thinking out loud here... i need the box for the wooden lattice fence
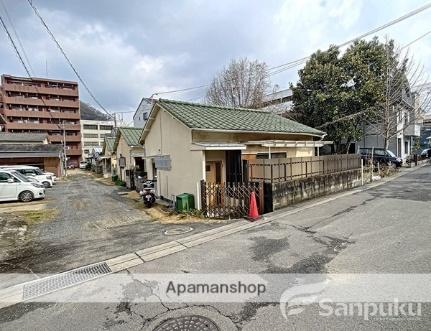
[248,154,361,183]
[200,180,263,218]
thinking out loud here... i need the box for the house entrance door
[206,161,222,183]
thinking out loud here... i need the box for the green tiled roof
[103,137,115,153]
[157,99,324,136]
[113,127,143,151]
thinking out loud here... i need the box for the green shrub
[112,175,118,182]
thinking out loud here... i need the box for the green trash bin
[176,193,195,212]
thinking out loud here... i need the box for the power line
[401,29,431,49]
[0,0,34,76]
[269,2,431,75]
[27,0,114,121]
[0,14,32,77]
[151,1,431,96]
[150,84,209,98]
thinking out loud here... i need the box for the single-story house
[101,136,116,178]
[140,99,329,205]
[113,127,145,188]
[0,132,63,176]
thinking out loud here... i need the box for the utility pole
[113,112,117,128]
[62,121,67,176]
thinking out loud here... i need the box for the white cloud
[1,0,430,120]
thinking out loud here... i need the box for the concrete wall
[144,108,204,200]
[271,170,362,210]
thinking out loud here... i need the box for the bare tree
[366,40,431,151]
[206,58,270,108]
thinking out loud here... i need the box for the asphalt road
[1,165,430,330]
[0,172,230,281]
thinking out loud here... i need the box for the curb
[0,162,427,309]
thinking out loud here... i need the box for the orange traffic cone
[247,191,260,221]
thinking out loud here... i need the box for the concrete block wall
[272,170,362,210]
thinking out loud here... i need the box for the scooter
[139,180,156,208]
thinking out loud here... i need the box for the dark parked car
[420,148,431,158]
[359,148,402,167]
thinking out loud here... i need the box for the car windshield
[32,168,44,175]
[386,150,396,157]
[11,171,31,182]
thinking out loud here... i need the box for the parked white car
[0,170,45,202]
[79,161,88,169]
[0,166,54,188]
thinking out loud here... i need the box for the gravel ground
[0,172,232,279]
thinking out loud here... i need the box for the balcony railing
[3,96,79,108]
[3,83,78,97]
[3,108,80,120]
[404,124,421,137]
[5,122,81,131]
[49,134,82,142]
[66,149,82,156]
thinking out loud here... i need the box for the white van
[0,170,45,202]
[0,166,54,188]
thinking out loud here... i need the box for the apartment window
[99,125,113,131]
[84,133,99,138]
[83,124,98,130]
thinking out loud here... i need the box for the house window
[99,125,113,131]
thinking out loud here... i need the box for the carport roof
[0,144,62,158]
[0,132,48,143]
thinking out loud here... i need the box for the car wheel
[42,181,51,188]
[19,191,34,202]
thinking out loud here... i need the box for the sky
[1,0,431,124]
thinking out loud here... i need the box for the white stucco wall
[144,107,204,201]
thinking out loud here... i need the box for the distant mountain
[80,101,111,121]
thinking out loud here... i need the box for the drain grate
[154,315,220,331]
[23,262,111,300]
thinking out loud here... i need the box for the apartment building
[81,119,114,160]
[0,74,82,166]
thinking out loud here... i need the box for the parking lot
[0,171,230,283]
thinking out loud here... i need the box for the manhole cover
[154,315,220,331]
[164,227,194,236]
